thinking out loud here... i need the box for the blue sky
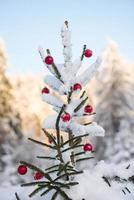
[0,0,134,74]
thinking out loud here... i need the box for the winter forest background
[0,0,134,199]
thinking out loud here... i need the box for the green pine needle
[28,137,56,149]
[51,191,59,200]
[37,156,56,160]
[63,133,88,146]
[76,156,94,163]
[15,193,21,200]
[29,185,48,197]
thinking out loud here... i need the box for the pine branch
[28,137,56,149]
[39,48,63,82]
[56,105,65,145]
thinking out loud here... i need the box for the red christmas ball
[73,83,82,91]
[83,143,93,152]
[44,55,54,65]
[48,138,53,144]
[17,165,27,175]
[34,171,43,180]
[84,49,93,58]
[42,87,50,94]
[61,113,71,122]
[84,105,93,113]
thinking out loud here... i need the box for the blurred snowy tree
[0,39,22,172]
[0,134,49,187]
[10,74,53,137]
[94,40,134,163]
[0,39,12,129]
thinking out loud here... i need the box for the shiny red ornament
[84,105,93,113]
[44,55,54,65]
[72,83,82,91]
[83,143,93,152]
[48,138,53,144]
[17,165,27,175]
[61,113,71,122]
[34,171,43,180]
[42,87,50,94]
[84,49,93,58]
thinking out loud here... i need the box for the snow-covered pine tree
[15,21,105,200]
[15,22,134,200]
[94,40,134,163]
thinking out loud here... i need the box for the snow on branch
[61,21,72,66]
[42,94,63,108]
[43,114,71,130]
[85,122,105,137]
[44,75,63,93]
[69,121,105,137]
[77,57,102,86]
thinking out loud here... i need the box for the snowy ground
[0,186,19,200]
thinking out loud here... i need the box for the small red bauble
[72,83,82,91]
[61,113,71,122]
[17,165,27,175]
[48,138,53,144]
[44,55,54,65]
[34,171,43,180]
[84,49,93,58]
[84,105,93,113]
[42,87,50,94]
[83,143,93,152]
